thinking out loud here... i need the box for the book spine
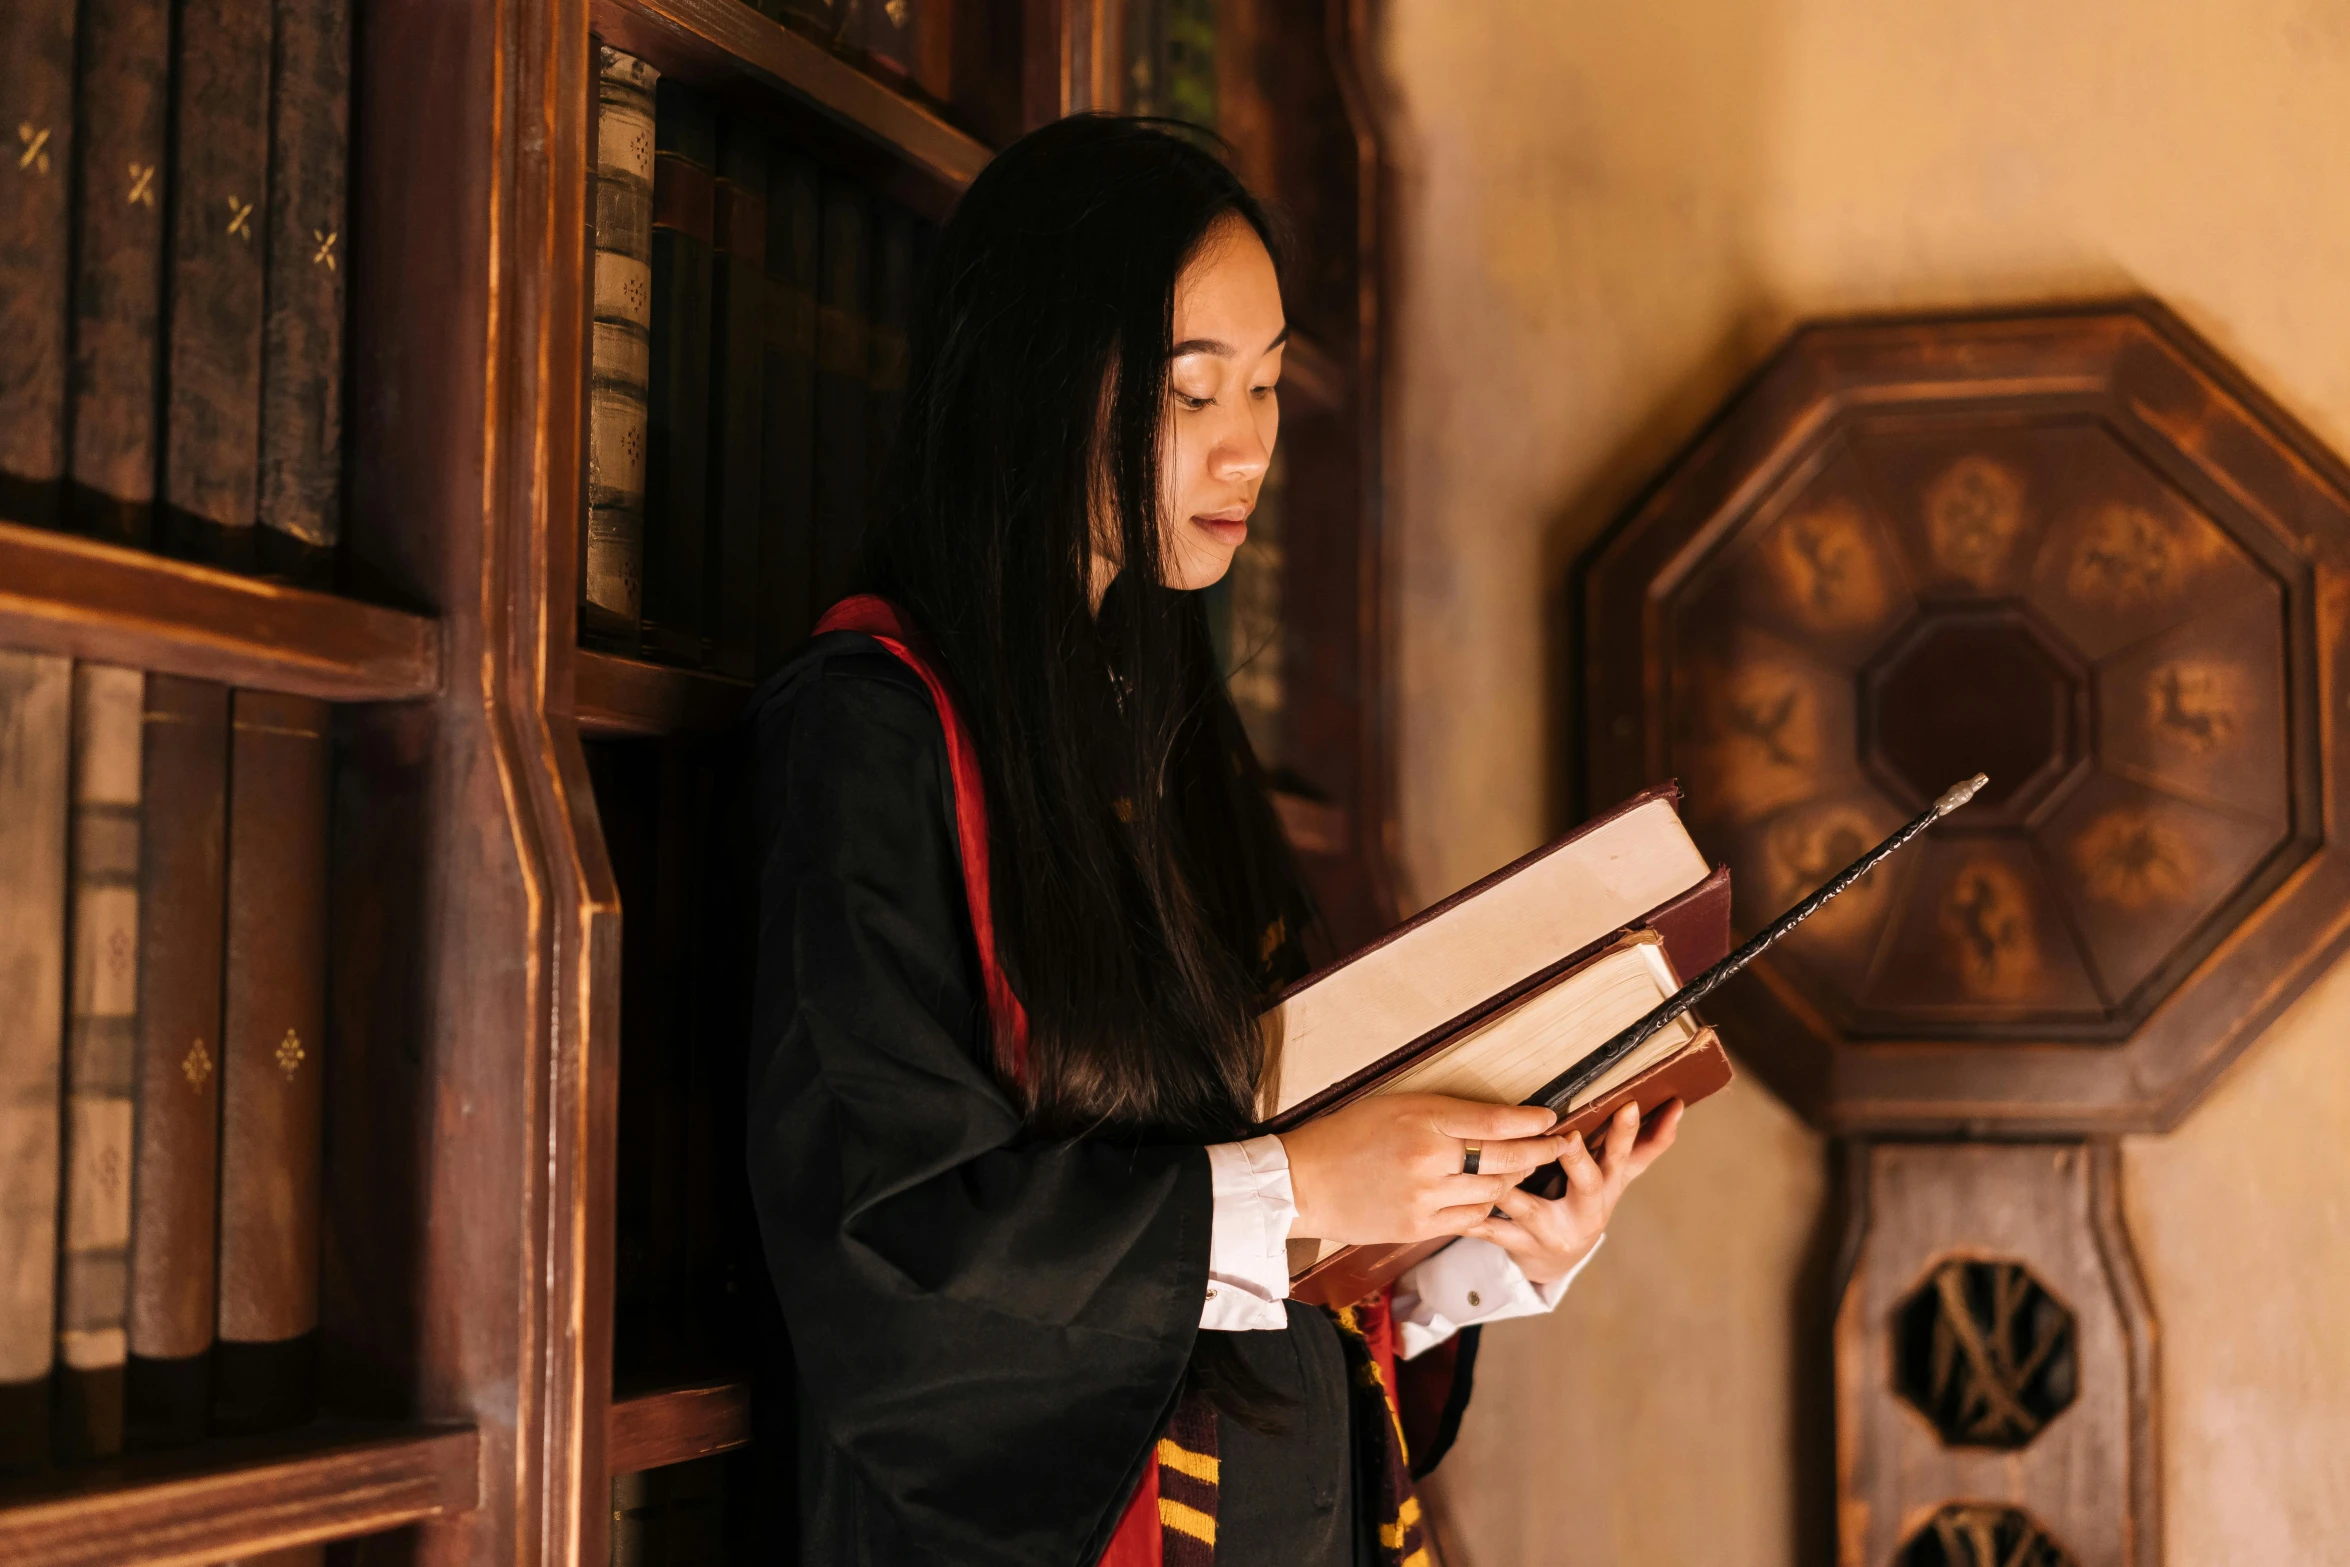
[254,0,352,584]
[706,122,767,679]
[610,1468,659,1567]
[583,46,659,648]
[213,689,329,1434]
[643,81,715,662]
[811,180,869,612]
[65,0,171,546]
[160,0,274,569]
[756,150,819,672]
[55,664,145,1463]
[0,653,72,1471]
[124,676,228,1450]
[866,207,913,524]
[0,0,77,528]
[841,0,918,79]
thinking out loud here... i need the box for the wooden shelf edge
[0,1422,479,1567]
[0,521,441,702]
[593,0,991,193]
[609,1381,752,1475]
[576,647,755,738]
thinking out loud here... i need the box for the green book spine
[706,122,767,679]
[812,180,869,613]
[124,676,228,1450]
[0,654,72,1470]
[584,46,659,648]
[255,0,353,584]
[159,0,274,569]
[55,665,145,1463]
[65,0,171,546]
[757,151,819,672]
[0,0,76,527]
[644,81,715,663]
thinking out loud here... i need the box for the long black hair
[862,116,1311,1146]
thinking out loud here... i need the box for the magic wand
[1526,772,1990,1113]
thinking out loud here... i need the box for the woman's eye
[1250,383,1277,400]
[1176,393,1213,410]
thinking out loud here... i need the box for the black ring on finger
[1461,1141,1482,1176]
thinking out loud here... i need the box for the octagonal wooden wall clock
[1579,300,2350,1567]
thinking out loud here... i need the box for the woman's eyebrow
[1171,325,1291,358]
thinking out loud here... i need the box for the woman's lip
[1193,513,1250,547]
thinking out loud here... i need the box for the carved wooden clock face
[1672,417,2294,1038]
[1582,305,2350,1130]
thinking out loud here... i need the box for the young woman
[746,115,1680,1567]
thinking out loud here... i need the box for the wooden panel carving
[1835,1142,2156,1567]
[1583,301,2350,1132]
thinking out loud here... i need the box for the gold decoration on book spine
[127,162,156,206]
[182,1038,214,1088]
[16,123,52,173]
[275,1028,306,1078]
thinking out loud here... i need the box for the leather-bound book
[756,150,820,670]
[0,0,76,528]
[159,0,274,569]
[124,677,228,1449]
[65,0,170,546]
[583,46,659,648]
[812,180,869,610]
[0,653,72,1470]
[213,690,330,1433]
[1254,788,1739,1308]
[865,208,914,519]
[644,81,716,663]
[706,122,768,678]
[55,664,146,1462]
[255,0,353,586]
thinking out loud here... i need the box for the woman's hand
[1278,1094,1569,1246]
[1462,1098,1683,1284]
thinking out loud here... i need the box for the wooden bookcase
[0,0,1392,1561]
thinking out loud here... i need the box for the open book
[1261,786,1737,1308]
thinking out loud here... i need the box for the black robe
[746,638,1362,1566]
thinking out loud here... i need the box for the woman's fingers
[1452,1131,1567,1178]
[1597,1101,1642,1180]
[1622,1099,1684,1177]
[1558,1130,1604,1198]
[1425,1098,1559,1145]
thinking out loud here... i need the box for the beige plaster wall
[1373,1,2350,1561]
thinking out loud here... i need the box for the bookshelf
[0,1424,478,1567]
[0,521,439,702]
[0,0,1394,1562]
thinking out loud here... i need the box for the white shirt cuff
[1391,1232,1606,1360]
[1200,1135,1296,1331]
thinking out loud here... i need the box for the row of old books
[0,0,349,583]
[584,46,930,677]
[0,651,330,1471]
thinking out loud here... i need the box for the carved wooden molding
[1833,1141,2158,1567]
[1582,300,2350,1133]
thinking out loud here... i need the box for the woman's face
[1159,214,1284,592]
